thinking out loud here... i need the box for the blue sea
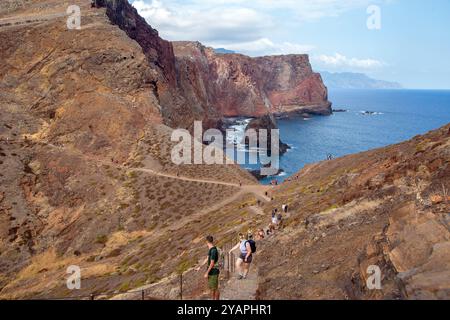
[236,89,450,184]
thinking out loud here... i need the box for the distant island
[214,48,236,54]
[320,71,402,89]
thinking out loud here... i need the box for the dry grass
[132,125,256,185]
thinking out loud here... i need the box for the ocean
[235,89,450,184]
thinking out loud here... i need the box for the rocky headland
[173,41,331,126]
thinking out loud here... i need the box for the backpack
[247,240,257,254]
[216,247,225,269]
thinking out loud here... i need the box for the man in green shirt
[202,235,220,300]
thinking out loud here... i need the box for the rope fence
[25,239,239,301]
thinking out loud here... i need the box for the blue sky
[131,0,450,89]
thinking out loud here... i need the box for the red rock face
[173,42,331,123]
[99,0,177,87]
[97,1,331,129]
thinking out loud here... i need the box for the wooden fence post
[180,273,183,300]
[227,251,230,279]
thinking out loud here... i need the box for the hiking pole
[231,253,235,272]
[227,252,230,279]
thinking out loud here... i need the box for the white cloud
[131,0,387,63]
[209,38,315,57]
[185,0,379,21]
[132,0,381,42]
[313,53,384,70]
[132,0,272,43]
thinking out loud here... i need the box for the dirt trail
[220,205,292,300]
[38,140,270,195]
[0,12,66,28]
[128,171,271,237]
[25,139,274,235]
[249,205,266,216]
[127,168,272,236]
[5,137,275,300]
[221,264,259,300]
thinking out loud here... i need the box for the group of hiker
[197,231,257,300]
[268,204,288,234]
[197,203,289,300]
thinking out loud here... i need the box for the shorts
[240,253,253,264]
[208,274,219,290]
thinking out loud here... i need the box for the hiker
[271,210,278,224]
[229,233,246,279]
[269,223,276,233]
[240,233,256,279]
[239,233,256,279]
[256,229,265,240]
[277,212,283,229]
[282,204,288,213]
[198,235,220,300]
[229,233,256,280]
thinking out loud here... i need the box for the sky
[131,0,450,89]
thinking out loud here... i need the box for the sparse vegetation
[95,235,108,245]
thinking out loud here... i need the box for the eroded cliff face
[91,2,331,129]
[173,41,331,123]
[93,0,202,130]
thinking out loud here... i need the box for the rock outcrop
[92,2,331,131]
[173,41,332,124]
[246,114,290,156]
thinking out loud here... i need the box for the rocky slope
[256,124,449,300]
[3,0,443,301]
[0,0,258,298]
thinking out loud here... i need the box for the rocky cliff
[173,41,331,123]
[92,2,331,131]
